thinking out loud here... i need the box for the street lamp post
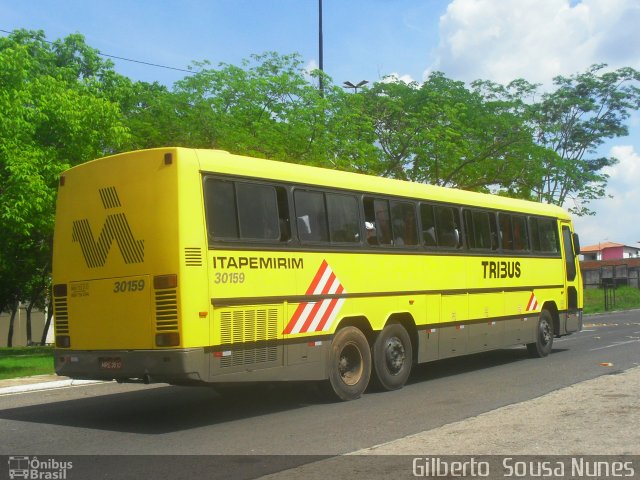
[343,80,369,93]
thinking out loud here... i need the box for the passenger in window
[374,204,392,245]
[365,221,378,245]
[424,226,437,246]
[393,218,406,246]
[297,215,311,239]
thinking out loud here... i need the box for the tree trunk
[40,297,54,346]
[7,303,18,348]
[26,301,33,345]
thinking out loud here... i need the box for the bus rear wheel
[371,323,413,391]
[326,326,371,401]
[527,309,554,358]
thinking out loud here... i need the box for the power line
[0,28,196,75]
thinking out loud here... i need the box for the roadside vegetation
[0,346,54,380]
[583,286,640,315]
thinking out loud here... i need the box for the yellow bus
[52,147,583,400]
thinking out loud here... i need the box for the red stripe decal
[299,272,336,333]
[306,259,329,295]
[315,284,344,331]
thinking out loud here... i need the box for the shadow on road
[0,346,566,434]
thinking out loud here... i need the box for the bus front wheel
[371,323,413,391]
[326,326,371,401]
[527,309,554,358]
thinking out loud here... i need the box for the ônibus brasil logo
[8,456,73,479]
[71,187,144,268]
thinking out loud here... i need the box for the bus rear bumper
[54,348,208,385]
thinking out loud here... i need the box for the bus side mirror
[572,233,581,255]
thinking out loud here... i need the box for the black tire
[526,309,554,358]
[326,326,371,401]
[371,323,413,391]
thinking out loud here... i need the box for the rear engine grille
[155,289,178,332]
[219,308,278,367]
[53,296,69,334]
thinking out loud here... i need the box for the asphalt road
[1,311,638,477]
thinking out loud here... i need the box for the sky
[2,0,640,248]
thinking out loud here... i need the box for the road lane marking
[589,339,640,351]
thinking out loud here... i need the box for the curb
[0,378,106,396]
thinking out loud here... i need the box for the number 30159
[214,272,245,284]
[113,279,145,293]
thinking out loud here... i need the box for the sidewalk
[0,374,103,395]
[262,366,640,479]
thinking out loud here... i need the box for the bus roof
[70,147,570,220]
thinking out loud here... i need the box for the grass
[0,346,55,380]
[583,285,640,315]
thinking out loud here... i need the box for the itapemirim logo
[72,187,144,268]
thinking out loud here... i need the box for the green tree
[473,65,640,214]
[168,52,375,167]
[534,65,640,215]
[359,73,543,192]
[0,30,129,345]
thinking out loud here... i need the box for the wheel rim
[384,336,406,375]
[540,319,552,346]
[338,342,364,386]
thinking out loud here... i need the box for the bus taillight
[156,332,180,347]
[154,274,177,289]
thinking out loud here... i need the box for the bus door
[560,222,582,334]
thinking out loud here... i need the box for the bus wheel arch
[526,308,555,358]
[325,320,372,401]
[541,301,560,336]
[336,315,374,343]
[370,313,416,391]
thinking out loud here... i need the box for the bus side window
[499,214,513,250]
[530,218,541,251]
[236,183,281,240]
[363,197,393,246]
[326,193,360,243]
[531,217,559,253]
[464,210,499,250]
[542,219,559,253]
[391,201,418,246]
[511,215,529,251]
[294,190,329,242]
[420,203,437,247]
[276,187,291,241]
[435,206,461,248]
[205,179,239,239]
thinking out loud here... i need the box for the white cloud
[432,0,640,248]
[432,0,640,85]
[381,72,416,84]
[573,145,640,246]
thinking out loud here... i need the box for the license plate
[99,357,123,370]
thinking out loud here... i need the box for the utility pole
[318,0,324,96]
